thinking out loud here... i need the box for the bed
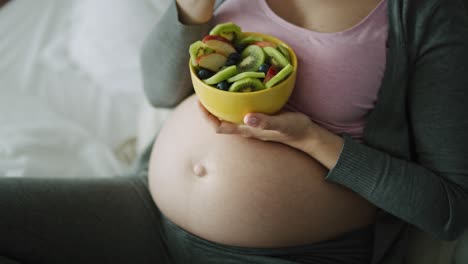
[0,0,171,178]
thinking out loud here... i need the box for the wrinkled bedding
[0,0,170,177]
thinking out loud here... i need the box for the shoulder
[392,0,468,57]
[397,0,467,26]
[402,0,466,12]
[394,0,467,27]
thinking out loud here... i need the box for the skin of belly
[149,95,377,248]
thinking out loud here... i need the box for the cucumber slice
[263,46,289,69]
[203,65,238,85]
[238,35,264,46]
[265,64,293,88]
[227,72,265,83]
[277,45,291,63]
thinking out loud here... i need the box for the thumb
[244,113,286,131]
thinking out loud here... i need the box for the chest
[266,0,382,33]
[214,0,388,140]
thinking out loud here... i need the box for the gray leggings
[0,175,373,264]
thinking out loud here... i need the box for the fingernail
[245,116,258,126]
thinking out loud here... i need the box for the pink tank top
[213,0,388,140]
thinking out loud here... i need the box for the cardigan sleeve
[140,1,212,108]
[326,0,468,241]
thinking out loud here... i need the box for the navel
[193,163,207,177]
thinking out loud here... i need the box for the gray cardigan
[140,0,468,263]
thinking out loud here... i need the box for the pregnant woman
[0,0,467,264]
[142,0,468,262]
[151,0,383,255]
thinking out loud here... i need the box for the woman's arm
[140,1,216,108]
[323,0,468,241]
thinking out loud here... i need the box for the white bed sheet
[0,0,170,177]
[0,89,123,177]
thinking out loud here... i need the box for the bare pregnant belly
[149,95,376,248]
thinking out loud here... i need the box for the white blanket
[0,0,170,177]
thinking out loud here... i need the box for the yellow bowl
[190,32,297,124]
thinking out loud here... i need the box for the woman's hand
[198,101,312,145]
[176,0,216,25]
[198,101,344,169]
